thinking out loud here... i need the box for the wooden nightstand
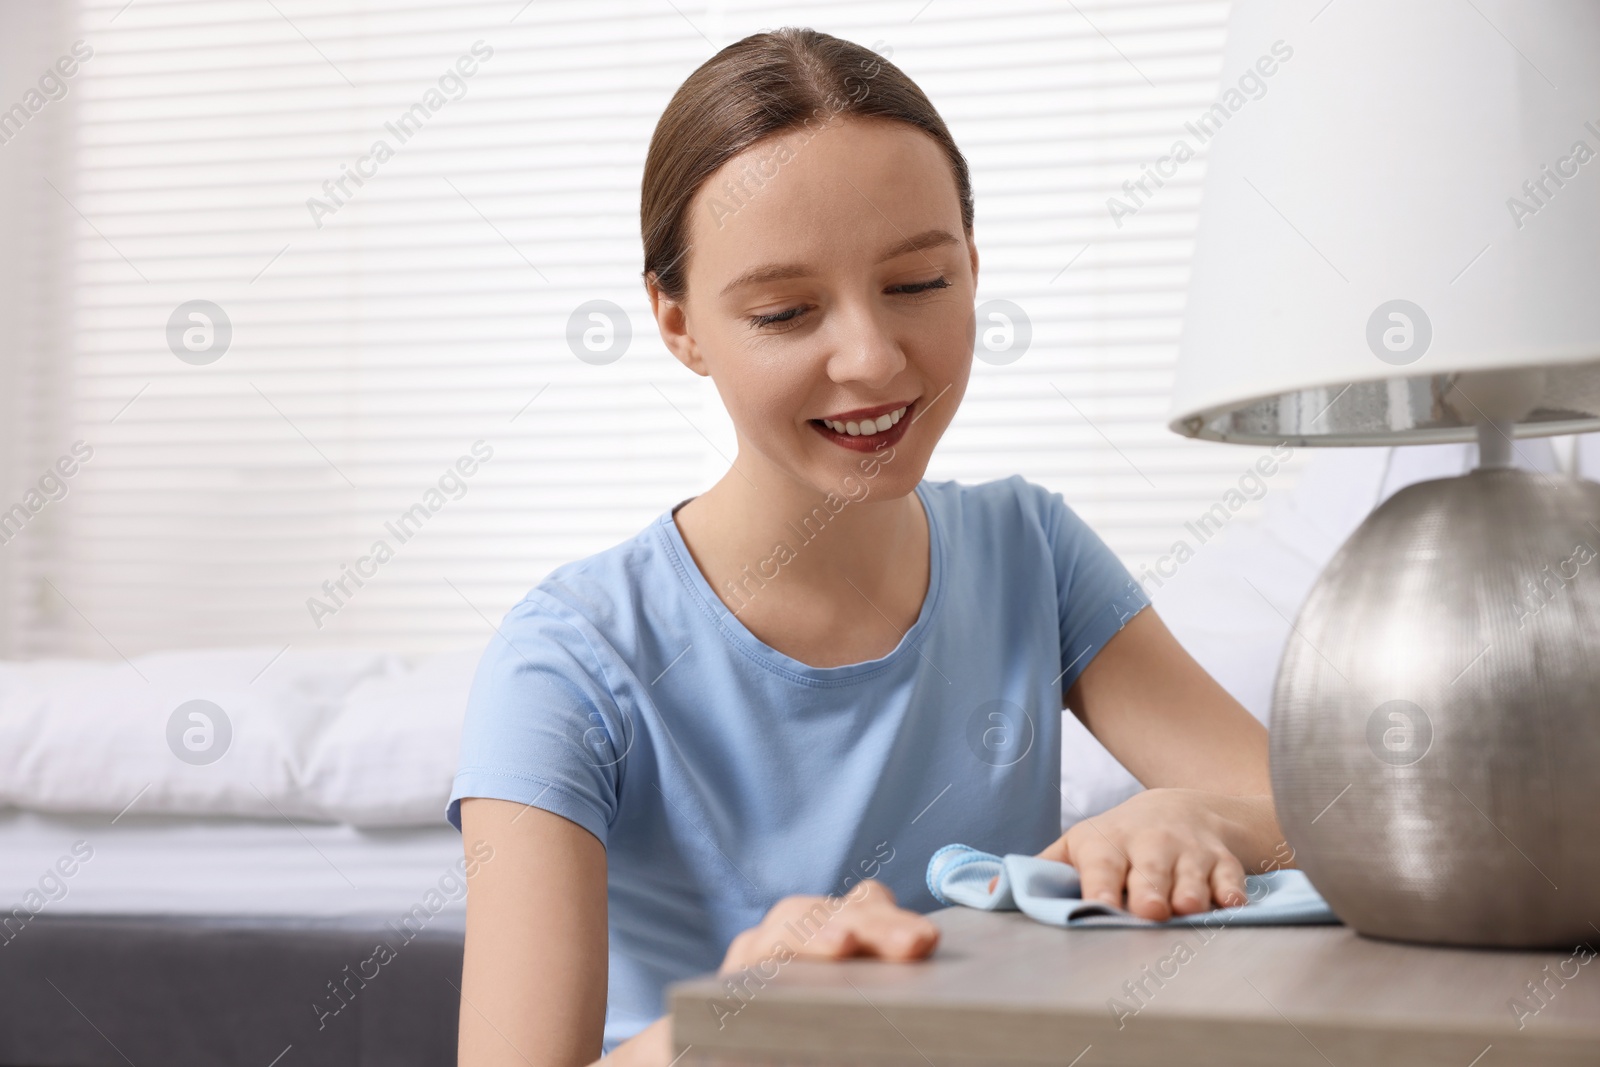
[669,906,1600,1066]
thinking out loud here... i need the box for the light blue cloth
[927,843,1339,927]
[446,474,1150,1053]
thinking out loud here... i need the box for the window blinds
[9,0,1299,658]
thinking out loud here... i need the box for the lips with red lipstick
[808,399,916,452]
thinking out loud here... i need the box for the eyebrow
[718,228,962,298]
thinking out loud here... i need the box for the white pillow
[299,647,480,825]
[0,646,478,826]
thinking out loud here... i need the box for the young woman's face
[658,115,978,499]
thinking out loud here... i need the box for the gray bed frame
[0,913,466,1066]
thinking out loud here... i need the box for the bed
[0,649,480,1067]
[0,812,469,1067]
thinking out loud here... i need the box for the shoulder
[457,532,658,787]
[923,476,1126,599]
[919,474,1081,539]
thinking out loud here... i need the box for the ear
[645,273,709,377]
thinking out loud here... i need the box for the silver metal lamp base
[1270,467,1600,948]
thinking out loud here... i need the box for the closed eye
[746,275,951,331]
[889,276,951,296]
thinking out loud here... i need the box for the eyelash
[746,276,951,331]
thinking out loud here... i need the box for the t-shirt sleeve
[445,592,627,847]
[1020,476,1151,694]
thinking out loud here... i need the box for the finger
[1169,851,1215,916]
[1123,845,1176,922]
[821,888,940,961]
[996,830,1072,893]
[1210,853,1249,909]
[771,897,859,961]
[719,928,765,974]
[835,908,941,960]
[800,923,860,960]
[1070,838,1130,909]
[1034,833,1072,866]
[772,887,937,962]
[730,896,852,967]
[1016,833,1073,893]
[844,878,897,908]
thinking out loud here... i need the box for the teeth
[823,406,906,436]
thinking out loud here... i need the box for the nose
[824,298,907,392]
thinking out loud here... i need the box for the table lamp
[1170,0,1600,948]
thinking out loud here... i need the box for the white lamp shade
[1170,0,1600,445]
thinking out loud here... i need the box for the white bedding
[0,807,467,917]
[0,646,482,828]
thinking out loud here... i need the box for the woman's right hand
[599,881,939,1065]
[719,879,940,975]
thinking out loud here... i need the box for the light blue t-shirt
[446,474,1149,1052]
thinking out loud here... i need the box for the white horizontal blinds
[46,0,719,656]
[37,0,1290,659]
[873,0,1306,561]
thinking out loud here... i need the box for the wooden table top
[668,907,1600,1066]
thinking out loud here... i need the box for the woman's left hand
[991,789,1285,921]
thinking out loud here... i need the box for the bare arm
[1032,607,1288,919]
[458,798,670,1067]
[1065,606,1270,796]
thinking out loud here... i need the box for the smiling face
[648,115,978,500]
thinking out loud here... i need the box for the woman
[450,27,1285,1066]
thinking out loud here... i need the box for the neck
[678,447,922,615]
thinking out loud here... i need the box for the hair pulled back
[640,27,974,304]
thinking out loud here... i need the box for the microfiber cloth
[926,843,1339,928]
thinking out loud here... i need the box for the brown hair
[640,27,974,305]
